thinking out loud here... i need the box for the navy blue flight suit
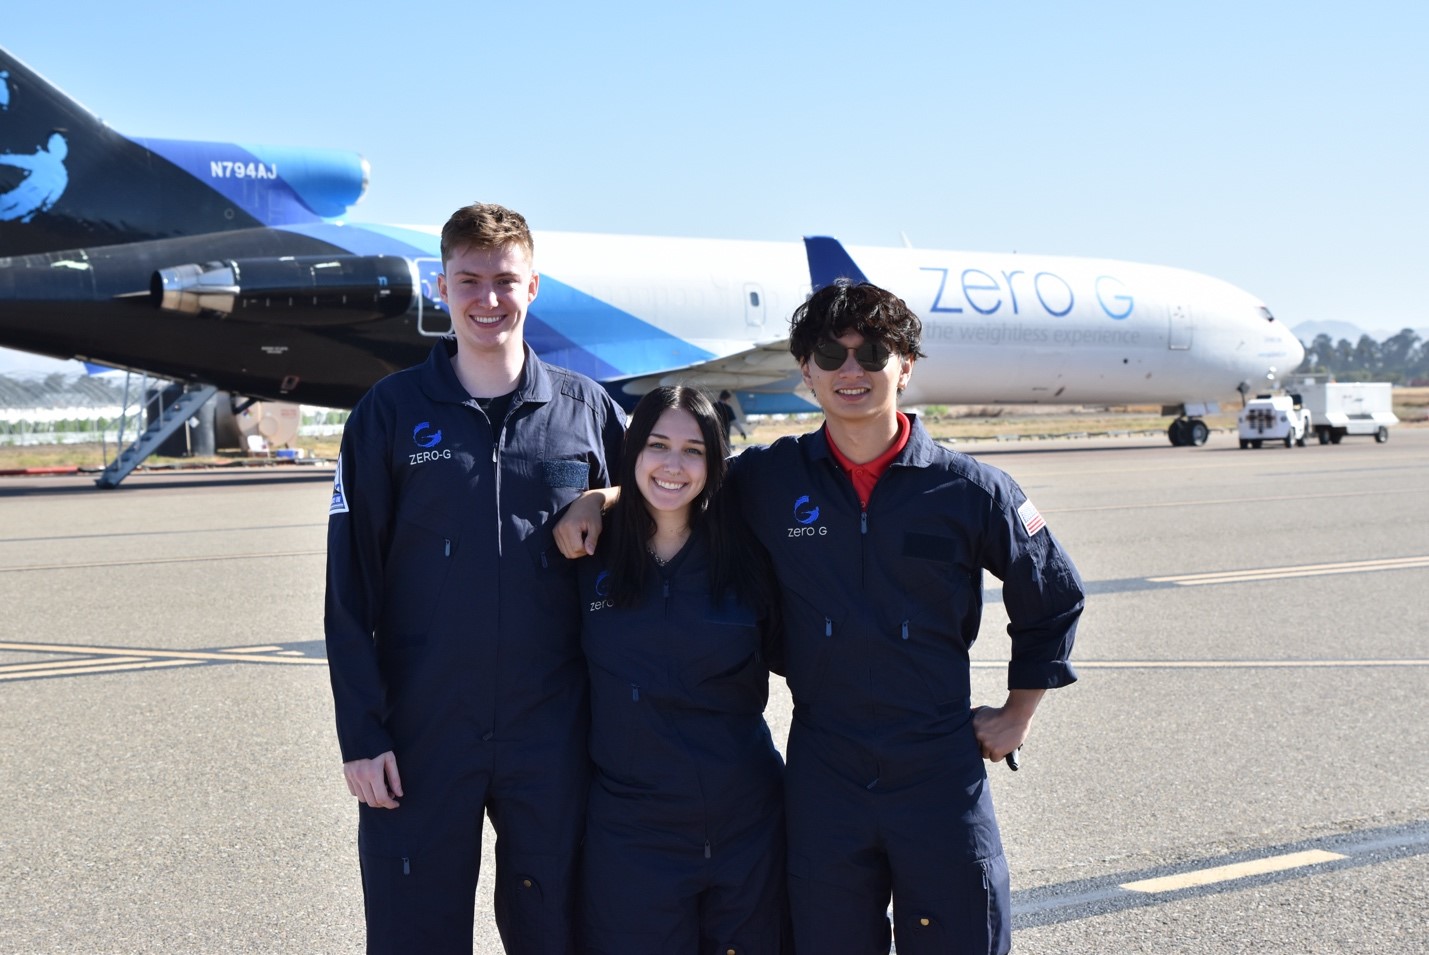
[325,340,625,955]
[732,417,1083,955]
[576,527,786,954]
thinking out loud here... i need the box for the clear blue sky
[3,0,1425,372]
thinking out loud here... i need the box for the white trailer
[1293,381,1398,444]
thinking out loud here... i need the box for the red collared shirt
[825,412,911,509]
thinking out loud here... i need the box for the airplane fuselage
[0,222,1303,412]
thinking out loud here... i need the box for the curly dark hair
[788,279,926,363]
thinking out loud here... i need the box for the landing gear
[1167,417,1209,447]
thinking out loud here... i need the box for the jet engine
[151,254,414,325]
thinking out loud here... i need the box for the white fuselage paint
[410,227,1304,408]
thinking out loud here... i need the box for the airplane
[0,45,1304,463]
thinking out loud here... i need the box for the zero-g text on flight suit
[577,527,786,954]
[325,339,625,955]
[732,416,1083,955]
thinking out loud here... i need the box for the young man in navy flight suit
[557,279,1083,954]
[325,203,626,954]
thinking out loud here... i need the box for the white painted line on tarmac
[1149,555,1429,585]
[1050,487,1416,512]
[972,658,1429,669]
[0,550,325,573]
[1120,849,1346,893]
[1014,824,1429,928]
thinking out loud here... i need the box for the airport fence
[0,406,350,446]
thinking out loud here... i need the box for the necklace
[648,546,669,567]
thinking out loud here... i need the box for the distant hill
[1293,321,1429,344]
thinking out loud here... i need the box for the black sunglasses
[811,338,893,372]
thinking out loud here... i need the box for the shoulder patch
[1017,498,1045,537]
[329,452,349,515]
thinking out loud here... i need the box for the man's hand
[344,751,403,809]
[972,689,1045,762]
[553,487,618,558]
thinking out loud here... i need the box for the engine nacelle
[152,255,414,325]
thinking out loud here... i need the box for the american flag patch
[1017,499,1045,537]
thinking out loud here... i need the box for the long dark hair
[605,386,769,612]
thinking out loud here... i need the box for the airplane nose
[1264,317,1305,387]
[1281,320,1306,370]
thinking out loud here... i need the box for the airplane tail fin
[803,236,871,292]
[0,47,366,258]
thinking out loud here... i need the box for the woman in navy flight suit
[575,386,786,954]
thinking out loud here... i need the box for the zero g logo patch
[407,421,452,466]
[788,494,828,537]
[589,571,613,612]
[412,422,443,448]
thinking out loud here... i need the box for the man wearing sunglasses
[555,279,1083,954]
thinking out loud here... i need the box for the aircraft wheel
[1188,420,1209,446]
[1330,429,1344,444]
[1239,439,1250,450]
[1375,427,1389,443]
[1167,419,1189,446]
[1251,439,1263,449]
[1317,427,1330,445]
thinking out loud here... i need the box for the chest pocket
[897,530,976,603]
[676,599,762,700]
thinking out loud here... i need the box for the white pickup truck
[1237,394,1310,449]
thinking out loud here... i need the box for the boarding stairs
[95,381,218,488]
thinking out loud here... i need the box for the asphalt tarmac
[2,429,1425,954]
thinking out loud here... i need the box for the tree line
[1296,328,1428,384]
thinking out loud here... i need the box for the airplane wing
[603,338,804,401]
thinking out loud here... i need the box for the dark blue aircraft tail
[0,47,367,258]
[803,235,871,292]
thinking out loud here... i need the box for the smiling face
[633,407,708,525]
[800,329,912,429]
[437,242,538,362]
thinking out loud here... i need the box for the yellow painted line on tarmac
[1148,555,1429,585]
[1120,850,1346,893]
[0,640,325,666]
[0,656,139,674]
[0,659,205,680]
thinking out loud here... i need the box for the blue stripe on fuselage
[276,224,714,379]
[528,275,713,379]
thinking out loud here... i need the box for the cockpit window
[1259,306,1275,322]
